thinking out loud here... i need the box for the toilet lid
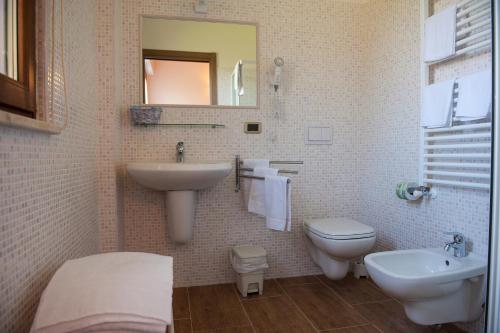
[303,217,375,240]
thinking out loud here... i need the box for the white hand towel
[264,175,291,232]
[421,79,456,128]
[248,167,278,216]
[455,70,492,120]
[424,5,457,62]
[242,159,269,207]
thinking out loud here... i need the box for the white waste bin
[230,245,268,297]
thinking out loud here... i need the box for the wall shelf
[135,123,225,128]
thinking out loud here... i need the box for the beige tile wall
[0,1,99,332]
[97,0,124,252]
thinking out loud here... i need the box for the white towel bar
[425,143,490,149]
[456,9,491,28]
[455,40,491,56]
[424,162,490,169]
[423,153,491,159]
[425,133,491,141]
[456,19,490,38]
[424,178,490,190]
[456,30,491,47]
[424,123,491,133]
[424,170,490,179]
[457,1,490,19]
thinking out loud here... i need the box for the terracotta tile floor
[172,274,466,333]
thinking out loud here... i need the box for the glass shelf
[135,123,225,128]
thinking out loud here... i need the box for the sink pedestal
[166,191,197,243]
[127,161,231,244]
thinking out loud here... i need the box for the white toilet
[303,217,376,280]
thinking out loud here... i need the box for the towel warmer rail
[419,0,492,191]
[421,122,491,190]
[234,155,303,192]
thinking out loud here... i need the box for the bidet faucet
[444,232,467,257]
[176,142,184,163]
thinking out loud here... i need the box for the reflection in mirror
[142,18,257,107]
[0,0,18,80]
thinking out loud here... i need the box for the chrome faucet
[444,232,467,257]
[176,142,184,163]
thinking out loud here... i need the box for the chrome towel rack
[235,155,303,192]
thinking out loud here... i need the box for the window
[0,0,36,117]
[143,49,217,105]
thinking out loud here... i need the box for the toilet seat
[303,217,375,240]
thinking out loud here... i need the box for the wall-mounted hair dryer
[272,57,284,92]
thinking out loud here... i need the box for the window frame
[142,49,218,105]
[0,0,36,118]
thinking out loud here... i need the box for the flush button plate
[244,122,262,134]
[306,124,332,145]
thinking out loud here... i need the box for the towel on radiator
[455,70,492,120]
[421,79,456,128]
[30,252,173,333]
[265,175,291,231]
[424,5,457,62]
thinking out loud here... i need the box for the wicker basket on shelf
[129,105,162,125]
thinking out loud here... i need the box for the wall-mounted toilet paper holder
[407,185,437,199]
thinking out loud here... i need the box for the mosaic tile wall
[357,0,490,331]
[97,0,124,252]
[117,0,365,287]
[0,1,99,332]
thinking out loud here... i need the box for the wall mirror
[141,17,257,108]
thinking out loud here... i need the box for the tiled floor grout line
[276,278,321,333]
[319,323,381,332]
[315,276,358,310]
[232,284,257,333]
[185,287,194,333]
[314,276,386,333]
[240,293,284,302]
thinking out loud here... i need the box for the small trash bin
[230,245,268,297]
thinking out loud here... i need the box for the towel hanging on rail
[248,167,278,216]
[241,159,269,207]
[265,175,291,232]
[421,79,456,128]
[424,5,457,62]
[455,70,492,120]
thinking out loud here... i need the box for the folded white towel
[421,79,456,128]
[264,175,291,232]
[424,5,457,62]
[455,70,492,120]
[242,159,269,208]
[30,252,173,333]
[248,167,278,216]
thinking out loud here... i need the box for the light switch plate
[244,122,262,134]
[305,124,332,145]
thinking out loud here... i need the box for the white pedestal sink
[127,162,232,243]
